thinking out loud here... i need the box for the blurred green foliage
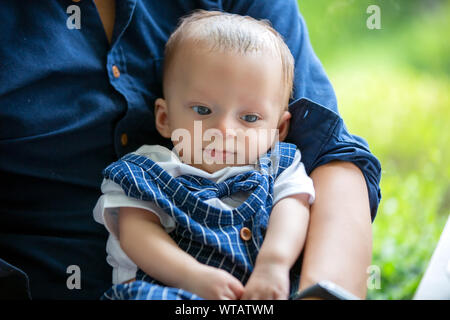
[298,0,450,299]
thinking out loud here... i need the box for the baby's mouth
[204,148,236,161]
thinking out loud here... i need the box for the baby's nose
[216,117,238,137]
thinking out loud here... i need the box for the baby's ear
[154,98,171,138]
[277,110,291,141]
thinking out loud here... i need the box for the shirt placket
[103,0,139,157]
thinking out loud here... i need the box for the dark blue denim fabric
[0,258,31,300]
[0,0,381,299]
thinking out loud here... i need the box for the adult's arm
[225,0,382,298]
[301,161,372,298]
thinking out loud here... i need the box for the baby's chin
[190,161,253,174]
[175,147,273,173]
[178,149,271,173]
[194,150,262,172]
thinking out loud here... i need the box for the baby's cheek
[243,131,274,161]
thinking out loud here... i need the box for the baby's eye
[240,114,260,123]
[192,105,211,115]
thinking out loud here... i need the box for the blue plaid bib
[101,142,297,300]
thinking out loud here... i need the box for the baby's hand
[241,262,290,300]
[186,265,244,300]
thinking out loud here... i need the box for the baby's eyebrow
[188,87,214,99]
[186,100,212,107]
[240,100,271,112]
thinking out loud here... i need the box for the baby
[94,10,314,300]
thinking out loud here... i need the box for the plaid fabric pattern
[101,142,297,300]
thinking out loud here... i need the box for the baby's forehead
[162,11,294,105]
[165,37,284,86]
[164,40,288,108]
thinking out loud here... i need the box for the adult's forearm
[298,161,373,299]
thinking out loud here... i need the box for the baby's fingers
[242,283,287,300]
[241,290,263,300]
[227,277,244,300]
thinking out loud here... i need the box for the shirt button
[112,65,120,78]
[121,133,128,146]
[240,227,252,241]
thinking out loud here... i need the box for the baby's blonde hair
[163,10,295,108]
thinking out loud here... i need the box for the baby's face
[155,43,290,173]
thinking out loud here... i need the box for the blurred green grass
[298,0,450,299]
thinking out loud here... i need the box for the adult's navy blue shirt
[0,0,381,299]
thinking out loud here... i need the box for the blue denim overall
[100,142,297,300]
